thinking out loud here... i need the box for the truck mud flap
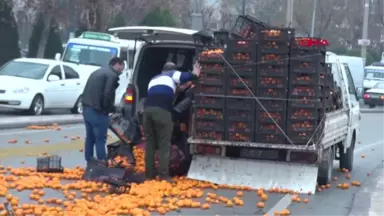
[187,155,319,194]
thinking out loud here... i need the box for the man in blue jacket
[143,61,201,181]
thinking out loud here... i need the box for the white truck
[55,31,141,107]
[109,26,360,194]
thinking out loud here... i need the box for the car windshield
[373,82,384,89]
[0,61,48,79]
[364,68,384,79]
[62,43,118,67]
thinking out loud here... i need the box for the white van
[363,65,384,93]
[56,31,141,107]
[338,56,365,98]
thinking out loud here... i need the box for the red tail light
[124,87,134,104]
[196,144,222,155]
[363,94,370,99]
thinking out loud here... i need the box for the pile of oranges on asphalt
[0,146,362,216]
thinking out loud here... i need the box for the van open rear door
[108,26,197,42]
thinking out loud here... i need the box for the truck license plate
[240,148,280,160]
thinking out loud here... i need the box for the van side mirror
[54,53,61,61]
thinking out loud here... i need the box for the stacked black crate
[193,49,226,141]
[231,15,269,40]
[255,28,294,144]
[287,37,327,145]
[225,39,257,142]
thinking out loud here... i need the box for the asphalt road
[0,113,383,215]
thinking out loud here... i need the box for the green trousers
[142,107,173,178]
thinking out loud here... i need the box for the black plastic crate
[259,40,290,53]
[227,86,253,97]
[194,128,225,141]
[256,122,286,135]
[287,119,323,133]
[287,107,325,120]
[289,72,322,85]
[200,62,225,75]
[258,76,288,88]
[256,87,287,99]
[258,63,288,77]
[232,15,268,40]
[37,155,64,173]
[289,58,325,73]
[226,120,255,142]
[194,107,225,120]
[227,64,257,76]
[226,97,255,110]
[226,50,257,64]
[259,53,289,65]
[227,109,255,121]
[198,48,225,63]
[227,72,255,89]
[195,82,225,95]
[286,124,323,145]
[259,28,294,41]
[194,95,225,109]
[289,85,321,97]
[255,133,286,144]
[288,96,322,108]
[290,37,327,53]
[256,110,286,124]
[195,118,225,131]
[227,39,257,52]
[256,99,286,111]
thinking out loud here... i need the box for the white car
[0,58,84,115]
[363,82,384,108]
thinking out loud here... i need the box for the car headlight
[12,87,30,93]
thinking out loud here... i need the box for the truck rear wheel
[339,135,355,171]
[318,147,334,185]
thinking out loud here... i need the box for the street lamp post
[241,0,246,15]
[361,0,369,61]
[310,0,317,37]
[286,0,294,27]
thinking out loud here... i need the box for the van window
[120,50,128,61]
[344,65,357,95]
[364,68,384,79]
[62,43,118,67]
[128,50,135,69]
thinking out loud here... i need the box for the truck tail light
[196,144,221,155]
[124,87,135,104]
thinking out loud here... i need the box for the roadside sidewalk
[349,162,384,216]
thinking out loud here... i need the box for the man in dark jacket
[143,61,201,181]
[82,57,125,162]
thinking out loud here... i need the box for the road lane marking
[0,124,85,135]
[355,140,383,154]
[266,194,292,215]
[0,137,118,158]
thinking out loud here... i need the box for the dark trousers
[142,107,173,177]
[83,106,109,162]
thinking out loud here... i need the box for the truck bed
[188,109,349,153]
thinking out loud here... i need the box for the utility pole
[241,0,246,15]
[310,0,317,37]
[361,0,369,61]
[286,0,294,27]
[191,0,203,30]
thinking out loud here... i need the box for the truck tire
[317,147,334,185]
[339,135,355,171]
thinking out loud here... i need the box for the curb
[0,115,83,130]
[360,109,384,113]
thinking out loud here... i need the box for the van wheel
[71,96,83,114]
[368,104,376,108]
[318,147,334,185]
[29,95,44,116]
[340,135,355,171]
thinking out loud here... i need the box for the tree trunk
[36,15,52,58]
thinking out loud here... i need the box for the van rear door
[108,26,197,42]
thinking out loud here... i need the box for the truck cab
[57,31,139,106]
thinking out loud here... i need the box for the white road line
[266,194,292,216]
[0,125,84,136]
[355,140,383,154]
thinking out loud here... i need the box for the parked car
[363,65,384,93]
[0,58,84,115]
[363,82,384,108]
